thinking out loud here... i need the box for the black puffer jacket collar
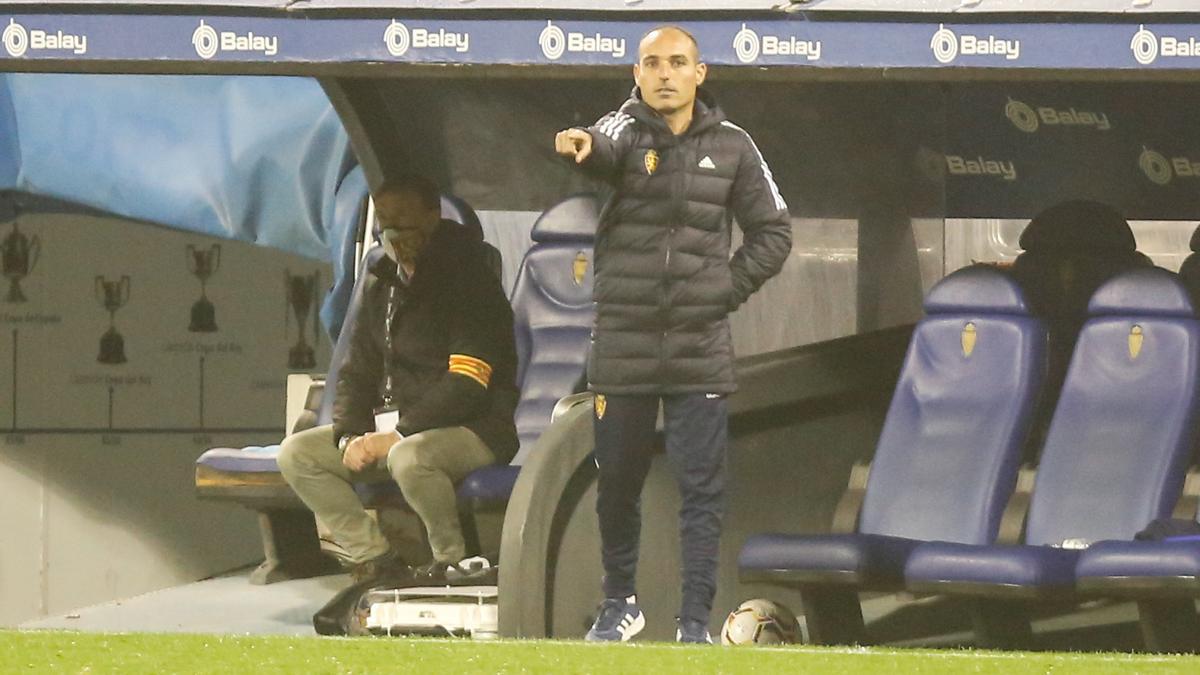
[619,86,727,141]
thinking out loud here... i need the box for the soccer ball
[720,598,799,646]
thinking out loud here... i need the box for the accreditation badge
[374,408,400,433]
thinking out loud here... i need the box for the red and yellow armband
[448,354,493,388]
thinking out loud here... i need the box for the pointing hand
[555,128,593,164]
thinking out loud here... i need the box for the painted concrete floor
[20,568,348,636]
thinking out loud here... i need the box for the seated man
[277,174,519,588]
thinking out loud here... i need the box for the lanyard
[383,283,396,408]
[382,261,411,409]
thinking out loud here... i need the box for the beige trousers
[277,423,494,564]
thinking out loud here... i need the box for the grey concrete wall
[0,205,330,626]
[0,436,272,625]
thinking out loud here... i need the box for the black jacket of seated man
[333,220,520,464]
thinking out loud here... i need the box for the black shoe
[314,551,413,636]
[412,559,451,584]
[348,549,411,585]
[676,618,713,644]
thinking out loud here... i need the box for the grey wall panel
[0,203,331,626]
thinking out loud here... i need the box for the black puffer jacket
[332,221,520,463]
[577,87,793,394]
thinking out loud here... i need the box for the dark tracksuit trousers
[594,392,728,626]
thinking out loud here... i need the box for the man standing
[278,175,519,594]
[554,26,792,643]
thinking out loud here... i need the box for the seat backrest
[1177,224,1200,302]
[510,193,599,463]
[441,194,483,237]
[1025,268,1200,546]
[1010,200,1153,459]
[859,265,1048,545]
[442,193,501,280]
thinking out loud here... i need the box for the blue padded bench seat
[1077,539,1200,595]
[457,465,521,503]
[904,541,1081,599]
[196,445,282,474]
[737,533,925,586]
[194,442,301,514]
[1075,535,1200,652]
[353,464,517,508]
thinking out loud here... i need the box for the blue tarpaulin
[0,77,17,188]
[2,73,353,261]
[0,72,361,328]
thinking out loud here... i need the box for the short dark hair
[641,25,701,61]
[376,173,441,210]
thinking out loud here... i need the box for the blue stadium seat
[1074,259,1200,653]
[441,194,482,234]
[507,194,598,459]
[1009,200,1153,461]
[440,194,503,281]
[738,265,1048,645]
[905,267,1200,649]
[1077,540,1200,600]
[1076,532,1200,652]
[453,194,598,554]
[193,444,284,476]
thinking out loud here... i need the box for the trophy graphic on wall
[186,243,221,332]
[2,218,41,303]
[285,269,321,370]
[95,275,131,365]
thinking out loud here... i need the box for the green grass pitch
[2,631,1199,673]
